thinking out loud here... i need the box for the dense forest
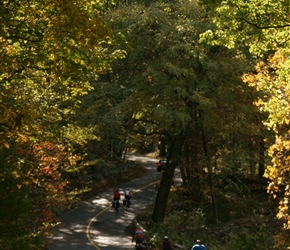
[1,0,290,249]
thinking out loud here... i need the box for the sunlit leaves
[202,0,290,56]
[243,50,290,234]
[0,139,83,249]
[0,0,125,248]
[0,0,126,147]
[265,132,290,230]
[201,0,290,234]
[220,0,289,54]
[243,49,290,130]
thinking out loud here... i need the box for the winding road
[48,155,161,250]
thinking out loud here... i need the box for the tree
[106,0,264,223]
[199,0,290,56]
[199,0,290,245]
[244,51,290,243]
[0,0,125,248]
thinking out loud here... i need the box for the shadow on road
[48,155,161,250]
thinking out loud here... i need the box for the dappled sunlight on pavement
[91,235,133,248]
[92,198,111,206]
[49,155,161,250]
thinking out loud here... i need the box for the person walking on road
[191,239,206,250]
[163,236,172,250]
[113,189,120,210]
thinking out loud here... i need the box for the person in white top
[124,188,131,207]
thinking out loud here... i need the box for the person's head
[164,236,169,240]
[115,189,118,192]
[196,239,201,244]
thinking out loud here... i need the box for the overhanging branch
[237,6,290,30]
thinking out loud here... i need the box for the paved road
[48,155,161,250]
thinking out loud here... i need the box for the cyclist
[135,242,148,250]
[113,189,120,210]
[124,188,131,208]
[191,239,206,250]
[132,225,145,245]
[163,236,172,250]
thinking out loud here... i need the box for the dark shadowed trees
[105,0,266,223]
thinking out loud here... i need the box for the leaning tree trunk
[151,135,183,223]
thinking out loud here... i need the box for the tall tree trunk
[258,140,265,178]
[159,137,167,158]
[151,135,183,223]
[179,165,187,188]
[180,142,189,188]
[201,125,218,223]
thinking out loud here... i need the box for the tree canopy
[1,0,290,248]
[200,0,290,243]
[104,0,267,224]
[0,0,125,248]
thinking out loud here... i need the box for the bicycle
[112,199,120,211]
[123,198,131,209]
[135,242,148,250]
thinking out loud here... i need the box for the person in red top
[113,189,120,210]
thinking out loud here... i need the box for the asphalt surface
[48,155,161,250]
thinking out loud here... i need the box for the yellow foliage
[244,50,290,229]
[266,130,290,229]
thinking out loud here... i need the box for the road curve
[48,155,161,250]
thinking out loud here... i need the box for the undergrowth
[137,183,283,250]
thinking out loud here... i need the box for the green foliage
[200,0,290,237]
[143,181,278,250]
[243,49,290,235]
[1,0,285,247]
[200,0,290,56]
[0,141,79,249]
[105,0,268,224]
[0,0,126,146]
[0,0,126,248]
[72,79,131,161]
[265,132,290,228]
[106,0,261,142]
[148,208,207,248]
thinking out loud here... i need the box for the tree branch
[237,6,290,30]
